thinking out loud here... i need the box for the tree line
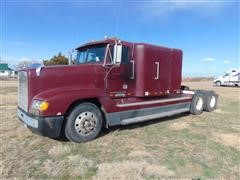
[43,52,68,66]
[17,52,69,69]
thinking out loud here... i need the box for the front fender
[214,78,222,83]
[33,86,106,116]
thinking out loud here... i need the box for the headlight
[31,100,49,112]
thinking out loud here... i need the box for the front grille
[18,71,28,112]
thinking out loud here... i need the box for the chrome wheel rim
[196,97,203,111]
[210,96,216,108]
[74,111,97,136]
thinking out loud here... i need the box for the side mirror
[113,43,122,65]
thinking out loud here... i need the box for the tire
[65,103,103,143]
[215,81,221,86]
[190,92,204,115]
[202,92,218,112]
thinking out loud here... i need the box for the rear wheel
[190,92,204,115]
[65,103,103,143]
[202,92,218,112]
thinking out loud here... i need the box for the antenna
[114,0,122,37]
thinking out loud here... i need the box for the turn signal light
[39,101,49,111]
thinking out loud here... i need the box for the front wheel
[65,103,103,143]
[215,81,221,86]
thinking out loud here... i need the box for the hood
[213,75,224,82]
[27,64,100,101]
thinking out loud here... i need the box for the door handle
[130,60,135,79]
[154,62,159,80]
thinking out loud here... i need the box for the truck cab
[17,38,218,142]
[214,69,240,87]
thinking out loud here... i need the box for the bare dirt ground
[0,80,239,179]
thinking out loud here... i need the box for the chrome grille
[18,71,28,112]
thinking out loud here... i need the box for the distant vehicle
[214,69,240,87]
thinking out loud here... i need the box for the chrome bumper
[17,108,38,128]
[17,107,64,138]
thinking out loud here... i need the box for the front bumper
[17,108,64,138]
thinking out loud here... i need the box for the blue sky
[1,0,239,77]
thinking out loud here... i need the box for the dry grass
[94,160,174,180]
[0,80,240,179]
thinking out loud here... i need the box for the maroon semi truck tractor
[17,38,218,143]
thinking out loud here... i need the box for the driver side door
[105,45,131,98]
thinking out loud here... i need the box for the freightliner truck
[17,38,218,143]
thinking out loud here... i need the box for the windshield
[76,45,106,64]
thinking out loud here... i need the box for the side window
[110,45,130,64]
[122,46,130,64]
